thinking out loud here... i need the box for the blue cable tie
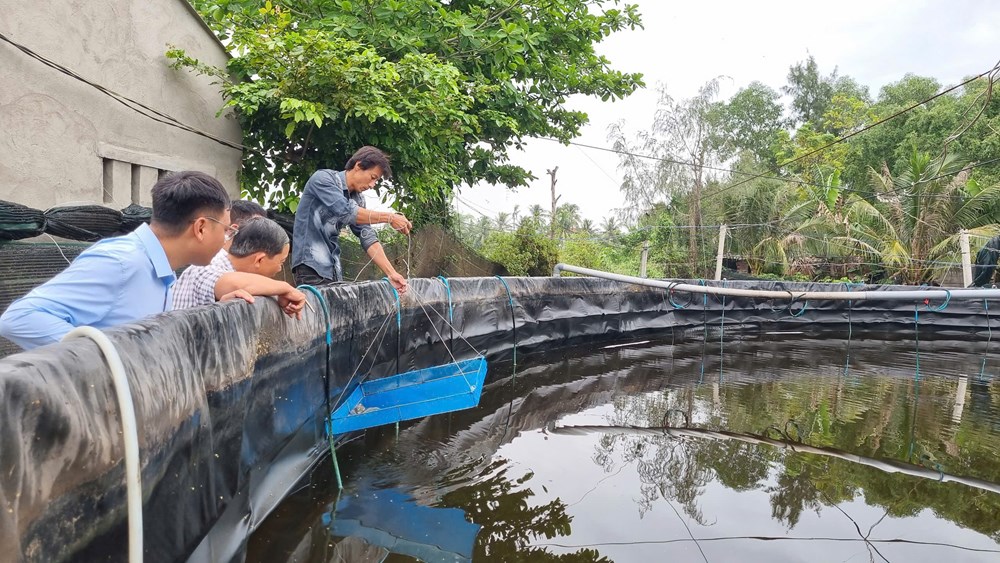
[437,275,454,323]
[382,278,402,328]
[298,284,331,345]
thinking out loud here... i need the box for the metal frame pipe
[552,263,1000,302]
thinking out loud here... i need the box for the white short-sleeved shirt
[171,249,235,309]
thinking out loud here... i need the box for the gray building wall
[0,0,242,209]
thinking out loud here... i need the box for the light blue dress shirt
[0,224,176,350]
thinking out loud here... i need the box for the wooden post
[714,224,727,281]
[639,240,650,278]
[960,229,973,287]
[547,167,559,240]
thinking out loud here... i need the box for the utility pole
[547,166,560,240]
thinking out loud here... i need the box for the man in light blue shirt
[291,146,412,293]
[0,171,233,350]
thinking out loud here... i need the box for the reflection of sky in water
[249,336,1000,562]
[503,399,1000,562]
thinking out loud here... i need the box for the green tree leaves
[170,0,644,221]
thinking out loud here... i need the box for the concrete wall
[0,0,242,209]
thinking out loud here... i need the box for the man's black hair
[344,146,392,180]
[229,217,289,258]
[151,171,230,233]
[230,200,267,227]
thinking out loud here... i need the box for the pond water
[247,330,1000,562]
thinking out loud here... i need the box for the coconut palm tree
[842,150,1000,284]
[726,168,865,277]
[601,216,620,237]
[722,177,802,275]
[552,203,582,240]
[522,204,548,232]
[494,211,511,232]
[473,216,492,248]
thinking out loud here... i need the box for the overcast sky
[433,0,1000,226]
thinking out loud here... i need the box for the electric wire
[0,30,246,153]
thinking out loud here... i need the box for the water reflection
[248,334,1000,562]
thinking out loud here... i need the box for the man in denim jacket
[291,146,412,294]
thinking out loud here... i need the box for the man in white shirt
[172,217,305,317]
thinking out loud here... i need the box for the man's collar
[134,223,176,280]
[337,170,350,195]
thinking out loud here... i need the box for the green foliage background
[171,0,644,225]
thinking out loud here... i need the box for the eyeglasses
[202,216,239,241]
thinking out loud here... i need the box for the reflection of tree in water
[767,459,821,528]
[594,390,729,523]
[439,458,611,562]
[590,375,1000,540]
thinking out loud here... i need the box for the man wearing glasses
[172,216,306,318]
[0,171,232,350]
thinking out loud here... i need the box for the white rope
[42,233,72,265]
[408,286,482,357]
[330,310,395,410]
[408,288,476,391]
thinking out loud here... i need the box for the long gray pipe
[552,263,1000,302]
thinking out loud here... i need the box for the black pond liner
[0,276,996,563]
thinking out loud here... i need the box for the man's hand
[388,272,408,295]
[278,287,306,320]
[220,289,255,304]
[388,213,413,235]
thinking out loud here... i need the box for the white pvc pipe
[63,327,143,563]
[548,424,1000,496]
[553,262,1000,302]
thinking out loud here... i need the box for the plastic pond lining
[0,276,997,562]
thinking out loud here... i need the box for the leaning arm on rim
[214,272,306,319]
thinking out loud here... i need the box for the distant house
[0,0,241,209]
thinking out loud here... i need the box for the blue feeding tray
[328,356,488,435]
